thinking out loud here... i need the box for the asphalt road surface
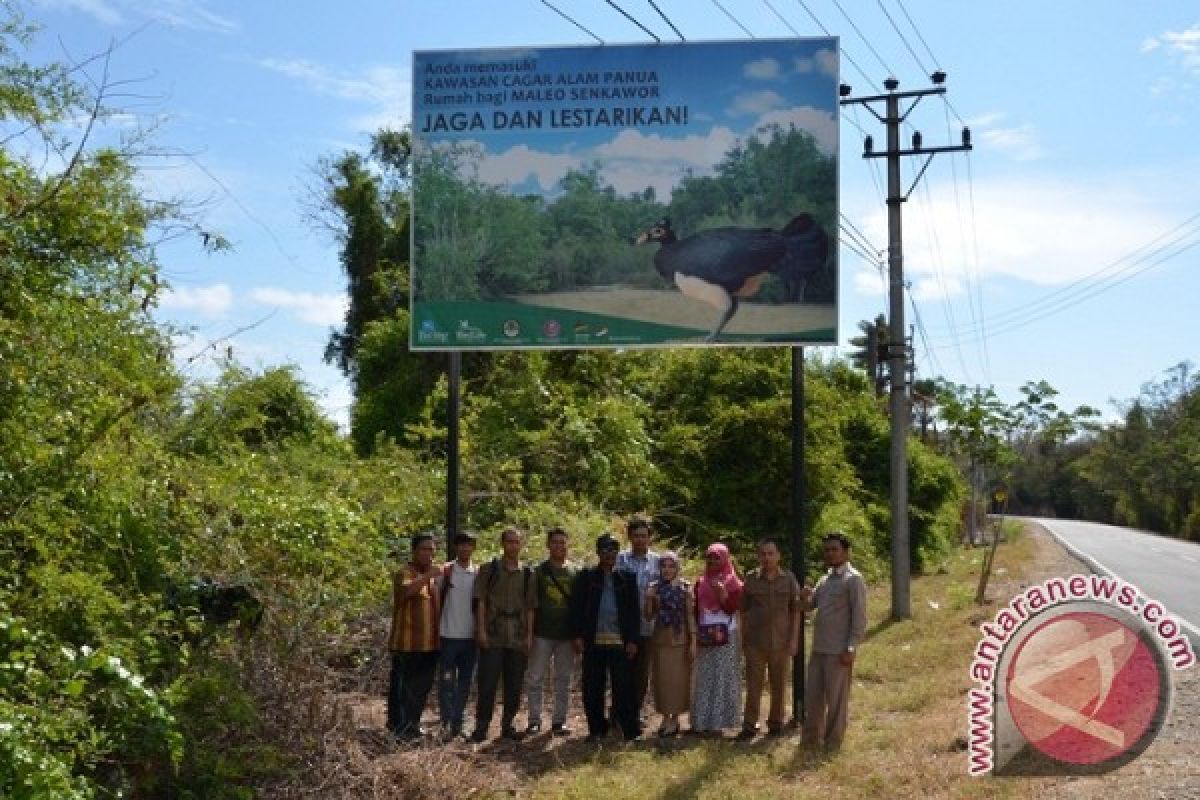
[1022,517,1200,644]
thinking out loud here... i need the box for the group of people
[386,517,867,751]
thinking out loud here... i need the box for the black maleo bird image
[634,213,830,342]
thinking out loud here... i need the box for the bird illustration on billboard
[634,213,830,342]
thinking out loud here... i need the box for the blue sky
[22,0,1200,426]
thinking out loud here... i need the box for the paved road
[1021,517,1200,643]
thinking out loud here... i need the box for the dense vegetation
[1005,366,1200,539]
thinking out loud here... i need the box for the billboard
[411,38,839,350]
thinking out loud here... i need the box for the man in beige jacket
[801,532,867,752]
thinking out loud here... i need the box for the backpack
[483,558,533,602]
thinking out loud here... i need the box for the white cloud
[728,89,786,117]
[752,107,838,155]
[979,123,1044,161]
[854,173,1190,295]
[473,144,579,193]
[1143,24,1200,76]
[852,266,885,297]
[248,288,347,326]
[744,58,781,80]
[257,58,410,131]
[815,48,838,78]
[151,1,238,34]
[32,0,237,32]
[594,126,739,167]
[160,283,233,316]
[968,112,1044,161]
[32,0,121,24]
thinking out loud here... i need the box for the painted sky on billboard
[411,39,839,350]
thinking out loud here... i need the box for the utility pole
[840,74,971,620]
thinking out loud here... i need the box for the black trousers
[474,646,527,734]
[631,634,651,716]
[387,651,439,736]
[582,646,639,739]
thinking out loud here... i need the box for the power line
[646,0,685,40]
[930,215,1200,345]
[893,0,939,69]
[839,222,882,265]
[830,0,896,78]
[875,0,928,75]
[538,0,605,43]
[762,0,800,35]
[604,0,660,42]
[792,0,878,89]
[914,176,974,383]
[712,0,755,37]
[933,211,1200,334]
[839,211,884,258]
[964,147,990,379]
[907,283,946,378]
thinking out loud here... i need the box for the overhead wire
[893,0,939,69]
[646,0,685,40]
[829,0,896,78]
[929,213,1200,345]
[762,0,801,36]
[907,283,946,378]
[604,0,660,42]
[792,0,879,90]
[712,0,755,37]
[539,0,605,43]
[875,0,928,75]
[914,172,974,382]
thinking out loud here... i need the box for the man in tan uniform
[738,537,801,739]
[801,532,867,752]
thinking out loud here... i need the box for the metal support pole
[791,346,807,724]
[885,91,912,620]
[446,351,461,562]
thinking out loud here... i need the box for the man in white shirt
[437,531,478,739]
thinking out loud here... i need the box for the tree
[314,130,446,452]
[848,314,887,397]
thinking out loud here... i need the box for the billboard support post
[791,345,807,726]
[446,350,461,561]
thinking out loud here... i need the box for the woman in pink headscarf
[690,542,743,735]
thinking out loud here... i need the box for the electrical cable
[538,0,605,43]
[604,0,660,42]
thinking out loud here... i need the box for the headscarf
[696,542,743,612]
[655,551,686,634]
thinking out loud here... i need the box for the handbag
[697,621,729,647]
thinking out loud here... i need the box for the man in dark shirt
[569,533,642,742]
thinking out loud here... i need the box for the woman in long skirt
[643,551,696,737]
[690,542,744,735]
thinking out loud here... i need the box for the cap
[595,533,620,554]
